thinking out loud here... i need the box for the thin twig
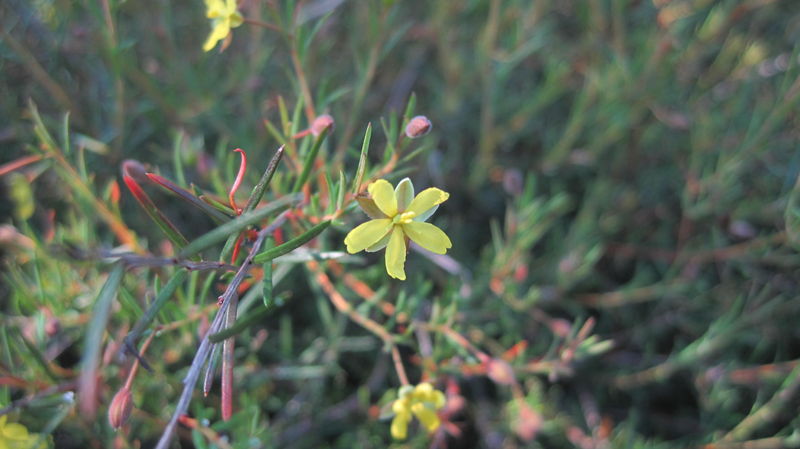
[0,155,44,176]
[221,295,238,420]
[243,17,282,32]
[154,224,275,449]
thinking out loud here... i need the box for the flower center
[393,211,416,224]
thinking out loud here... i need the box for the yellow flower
[0,415,47,449]
[344,178,452,280]
[390,383,446,440]
[203,0,243,52]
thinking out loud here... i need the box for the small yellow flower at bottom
[344,178,452,280]
[389,383,446,440]
[0,415,48,449]
[203,0,244,52]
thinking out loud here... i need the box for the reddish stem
[228,149,247,215]
[230,232,245,264]
[0,154,43,176]
[291,129,312,139]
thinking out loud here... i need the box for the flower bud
[310,114,335,136]
[404,115,432,138]
[486,359,515,386]
[108,387,133,430]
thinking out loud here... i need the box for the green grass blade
[351,123,371,194]
[244,146,285,214]
[172,132,187,187]
[123,269,189,351]
[123,176,190,249]
[292,128,330,193]
[78,263,125,414]
[252,220,331,264]
[262,238,274,309]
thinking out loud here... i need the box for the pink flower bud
[311,114,335,136]
[108,387,133,430]
[404,115,432,138]
[486,359,515,386]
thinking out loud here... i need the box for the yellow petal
[392,398,410,415]
[344,219,392,254]
[0,440,8,449]
[390,415,409,440]
[229,11,244,28]
[411,403,441,432]
[203,21,231,52]
[432,390,446,409]
[414,204,438,222]
[2,422,29,440]
[413,383,437,403]
[205,0,226,18]
[365,232,391,252]
[406,187,448,217]
[225,0,238,13]
[385,226,407,280]
[395,178,415,212]
[414,383,433,395]
[368,180,397,217]
[402,222,452,255]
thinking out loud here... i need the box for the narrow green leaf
[244,146,285,214]
[77,145,88,182]
[199,194,236,215]
[28,100,58,153]
[172,132,187,187]
[124,269,189,350]
[61,112,71,156]
[262,249,274,309]
[17,329,59,381]
[264,120,288,146]
[278,96,290,135]
[379,118,394,160]
[123,176,190,249]
[291,94,304,136]
[351,123,371,194]
[209,306,271,343]
[324,170,336,214]
[79,264,125,409]
[336,170,346,211]
[179,194,301,258]
[786,173,800,249]
[403,93,417,122]
[252,220,331,264]
[292,128,329,193]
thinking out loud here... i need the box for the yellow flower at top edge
[390,383,446,440]
[0,415,47,449]
[203,0,243,52]
[344,178,452,280]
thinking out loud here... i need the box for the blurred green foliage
[3,0,800,448]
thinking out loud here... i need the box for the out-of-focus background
[3,0,800,448]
